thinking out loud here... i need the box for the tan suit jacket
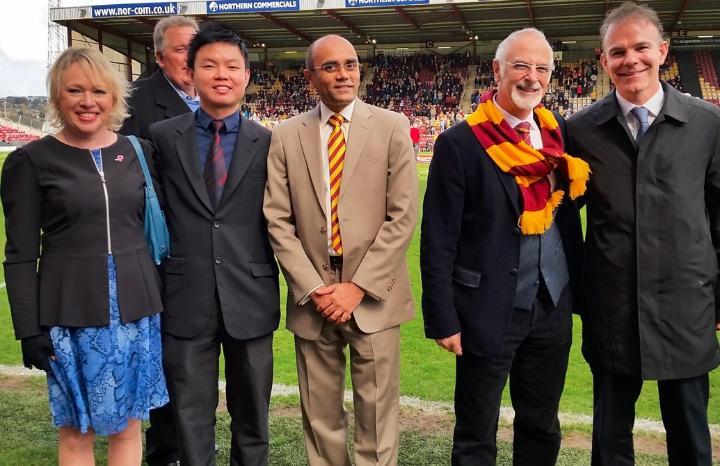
[264,99,418,340]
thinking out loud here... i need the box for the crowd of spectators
[243,66,318,122]
[541,60,598,116]
[364,53,469,118]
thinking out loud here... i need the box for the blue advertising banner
[91,2,177,17]
[345,0,428,7]
[207,0,300,14]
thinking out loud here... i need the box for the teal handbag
[127,135,170,265]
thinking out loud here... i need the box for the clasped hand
[311,283,365,325]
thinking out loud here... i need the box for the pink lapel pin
[115,154,124,162]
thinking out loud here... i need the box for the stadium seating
[0,124,40,145]
[695,51,720,105]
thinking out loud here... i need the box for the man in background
[120,16,199,140]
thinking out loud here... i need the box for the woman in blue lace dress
[1,48,168,465]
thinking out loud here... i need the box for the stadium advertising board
[207,0,300,13]
[671,37,720,48]
[345,0,428,7]
[91,2,177,17]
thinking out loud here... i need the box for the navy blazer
[119,70,192,140]
[421,114,583,357]
[149,112,280,340]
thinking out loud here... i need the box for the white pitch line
[1,364,716,435]
[0,282,5,289]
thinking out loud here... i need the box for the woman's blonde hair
[46,47,129,130]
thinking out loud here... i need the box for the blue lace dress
[46,148,168,436]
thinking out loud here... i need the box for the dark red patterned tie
[203,119,227,209]
[514,121,532,145]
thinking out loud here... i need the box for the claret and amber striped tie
[328,113,345,255]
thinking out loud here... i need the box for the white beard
[511,86,543,111]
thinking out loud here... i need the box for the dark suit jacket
[149,112,279,340]
[119,70,192,140]
[421,115,583,357]
[566,82,720,379]
[1,135,162,339]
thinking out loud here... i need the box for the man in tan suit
[264,34,418,466]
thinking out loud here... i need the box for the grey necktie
[630,106,649,141]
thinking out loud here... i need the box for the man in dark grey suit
[566,3,720,465]
[149,23,279,466]
[119,15,199,466]
[120,16,199,140]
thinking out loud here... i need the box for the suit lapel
[153,71,192,119]
[218,117,259,206]
[491,161,520,215]
[299,106,327,216]
[340,100,372,199]
[173,113,213,212]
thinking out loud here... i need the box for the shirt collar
[196,107,241,132]
[163,71,199,103]
[320,100,355,126]
[616,85,665,118]
[493,95,539,132]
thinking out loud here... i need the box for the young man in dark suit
[149,23,279,466]
[120,16,199,140]
[119,15,198,466]
[421,28,587,466]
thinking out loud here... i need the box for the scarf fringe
[565,156,591,200]
[519,190,564,235]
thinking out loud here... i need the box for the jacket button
[513,227,521,235]
[215,256,222,265]
[510,268,518,276]
[213,221,221,229]
[322,263,329,271]
[320,226,327,234]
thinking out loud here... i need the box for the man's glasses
[309,62,361,74]
[500,61,554,76]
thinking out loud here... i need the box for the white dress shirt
[616,86,665,140]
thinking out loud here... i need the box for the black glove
[20,334,54,372]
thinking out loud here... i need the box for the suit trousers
[591,368,711,466]
[145,403,179,465]
[452,285,572,466]
[294,260,401,466]
[163,295,273,466]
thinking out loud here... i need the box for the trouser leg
[658,373,712,466]
[345,322,401,466]
[590,368,642,466]
[223,330,273,466]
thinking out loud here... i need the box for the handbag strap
[127,135,157,198]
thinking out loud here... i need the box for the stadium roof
[51,0,720,53]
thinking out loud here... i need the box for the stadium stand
[695,50,720,105]
[0,119,42,146]
[661,52,684,92]
[364,53,469,118]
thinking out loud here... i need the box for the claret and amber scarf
[466,90,590,234]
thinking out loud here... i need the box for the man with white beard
[421,28,589,466]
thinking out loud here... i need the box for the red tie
[203,119,227,209]
[328,114,345,255]
[514,121,532,145]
